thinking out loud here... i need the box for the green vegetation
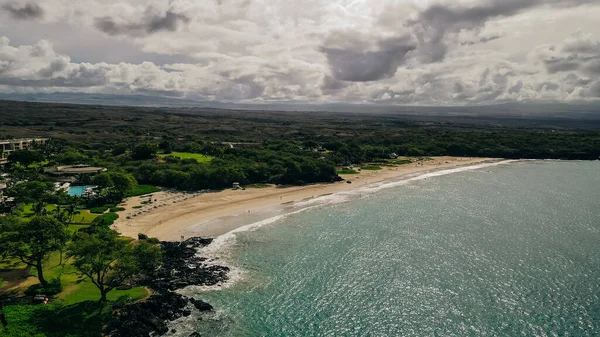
[89,206,109,214]
[91,172,137,204]
[3,301,117,337]
[132,205,143,209]
[245,183,271,188]
[68,229,160,302]
[72,210,99,224]
[336,169,360,174]
[1,99,599,336]
[0,216,70,287]
[361,165,382,171]
[129,184,160,197]
[158,151,214,163]
[90,213,119,227]
[392,159,413,165]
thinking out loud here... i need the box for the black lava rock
[106,237,225,337]
[190,298,214,311]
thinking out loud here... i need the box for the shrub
[91,212,120,227]
[360,166,382,171]
[25,278,62,296]
[129,185,161,197]
[132,205,142,209]
[146,238,160,245]
[245,183,270,188]
[110,207,126,212]
[336,169,359,174]
[138,233,149,240]
[90,206,108,214]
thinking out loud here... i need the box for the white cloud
[0,0,599,104]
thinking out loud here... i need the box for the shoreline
[112,157,502,241]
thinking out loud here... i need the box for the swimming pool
[67,185,95,197]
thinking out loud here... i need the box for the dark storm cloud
[321,36,416,82]
[408,0,597,63]
[321,75,350,93]
[544,57,581,74]
[322,0,596,85]
[539,34,600,75]
[38,58,69,77]
[2,2,43,19]
[95,10,190,37]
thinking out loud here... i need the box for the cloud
[95,10,190,37]
[406,0,597,63]
[2,2,43,20]
[321,35,416,82]
[0,0,600,105]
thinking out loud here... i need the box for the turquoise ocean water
[179,161,600,336]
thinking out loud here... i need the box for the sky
[0,0,599,105]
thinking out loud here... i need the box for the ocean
[179,160,600,336]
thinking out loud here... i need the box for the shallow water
[188,161,600,336]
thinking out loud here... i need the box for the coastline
[112,157,501,241]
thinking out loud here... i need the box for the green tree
[6,181,54,204]
[91,172,137,203]
[0,216,70,288]
[7,150,44,167]
[32,200,48,216]
[132,143,157,160]
[159,140,173,154]
[68,230,161,302]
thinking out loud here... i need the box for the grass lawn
[129,184,161,197]
[28,251,148,305]
[20,203,57,217]
[1,222,148,336]
[18,204,98,225]
[71,210,99,224]
[158,152,213,163]
[3,301,112,337]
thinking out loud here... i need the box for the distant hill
[0,92,599,124]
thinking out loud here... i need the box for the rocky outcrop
[150,238,229,292]
[106,237,227,337]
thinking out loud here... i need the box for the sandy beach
[112,157,499,241]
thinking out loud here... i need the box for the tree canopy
[91,171,137,203]
[7,150,44,167]
[0,216,70,287]
[68,230,161,302]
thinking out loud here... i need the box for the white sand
[112,157,499,241]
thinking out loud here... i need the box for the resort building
[0,138,49,164]
[45,164,107,178]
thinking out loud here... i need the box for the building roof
[45,164,107,176]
